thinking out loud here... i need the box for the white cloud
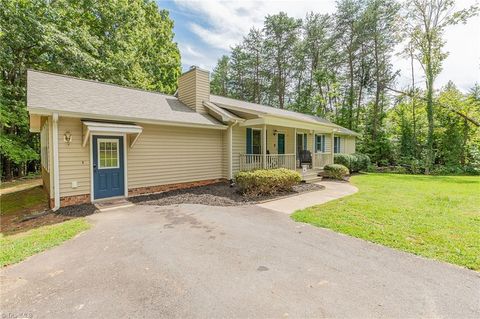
[174,0,335,50]
[179,42,219,70]
[173,0,480,90]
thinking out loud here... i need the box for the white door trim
[89,133,128,202]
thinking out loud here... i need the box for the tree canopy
[210,0,480,174]
[0,0,181,180]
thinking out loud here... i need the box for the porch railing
[239,154,296,171]
[313,152,333,168]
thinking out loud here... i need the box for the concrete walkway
[257,180,358,214]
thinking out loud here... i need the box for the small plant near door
[235,168,301,197]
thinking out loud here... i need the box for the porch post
[312,130,315,168]
[227,123,233,180]
[330,131,335,165]
[293,128,297,168]
[262,124,267,169]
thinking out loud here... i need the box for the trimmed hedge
[235,168,302,197]
[334,153,371,173]
[324,164,349,180]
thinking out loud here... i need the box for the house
[27,67,359,209]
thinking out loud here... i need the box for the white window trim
[251,128,262,155]
[334,136,342,154]
[97,138,120,169]
[315,134,326,153]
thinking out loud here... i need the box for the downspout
[227,122,233,182]
[52,113,60,211]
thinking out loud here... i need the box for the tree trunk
[425,56,435,174]
[461,119,468,165]
[4,158,13,181]
[410,49,418,158]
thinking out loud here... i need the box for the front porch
[236,121,335,172]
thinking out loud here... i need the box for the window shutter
[246,128,252,154]
[322,135,325,152]
[303,133,307,150]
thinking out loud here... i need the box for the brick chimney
[177,66,210,113]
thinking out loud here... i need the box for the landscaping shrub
[323,164,349,180]
[235,168,301,197]
[334,153,370,173]
[334,154,353,170]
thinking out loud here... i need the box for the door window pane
[98,139,119,169]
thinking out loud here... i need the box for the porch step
[300,169,323,183]
[94,198,134,212]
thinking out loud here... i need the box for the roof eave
[27,107,228,130]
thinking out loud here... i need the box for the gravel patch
[55,203,98,217]
[129,182,324,207]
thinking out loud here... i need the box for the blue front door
[93,136,125,199]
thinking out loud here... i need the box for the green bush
[323,164,349,180]
[235,168,302,197]
[334,153,370,172]
[354,153,371,171]
[334,154,353,169]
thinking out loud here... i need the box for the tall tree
[405,0,479,173]
[0,0,181,180]
[211,55,230,96]
[263,12,301,109]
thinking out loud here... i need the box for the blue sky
[157,0,480,91]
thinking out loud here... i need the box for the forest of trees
[1,0,479,180]
[0,0,181,180]
[210,0,480,174]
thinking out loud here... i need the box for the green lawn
[292,174,480,270]
[0,219,90,267]
[1,186,47,216]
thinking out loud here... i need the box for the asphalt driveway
[1,204,479,318]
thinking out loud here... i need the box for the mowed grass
[1,186,47,215]
[0,219,90,267]
[292,174,480,270]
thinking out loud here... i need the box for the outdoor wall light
[273,129,278,136]
[64,130,72,145]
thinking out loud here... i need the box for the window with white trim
[315,134,326,153]
[40,121,49,172]
[334,136,341,153]
[251,129,261,155]
[98,139,119,169]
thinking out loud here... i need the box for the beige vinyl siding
[128,124,224,188]
[313,133,333,153]
[222,129,228,178]
[177,68,209,114]
[58,117,90,197]
[333,135,356,154]
[266,126,295,154]
[232,124,246,175]
[344,136,356,154]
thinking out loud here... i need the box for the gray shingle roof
[27,70,224,127]
[27,70,358,136]
[210,95,359,136]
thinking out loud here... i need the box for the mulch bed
[129,182,324,207]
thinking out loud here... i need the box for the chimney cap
[181,65,210,76]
